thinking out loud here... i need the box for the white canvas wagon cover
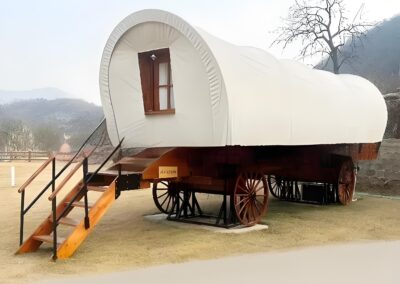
[100,9,387,148]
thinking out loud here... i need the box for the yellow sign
[158,166,178,178]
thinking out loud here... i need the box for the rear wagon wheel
[337,159,356,205]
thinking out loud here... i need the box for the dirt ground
[1,161,400,284]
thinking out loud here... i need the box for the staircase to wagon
[16,120,184,260]
[16,119,124,260]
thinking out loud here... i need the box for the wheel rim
[337,160,355,205]
[234,171,269,226]
[267,175,283,198]
[152,181,177,214]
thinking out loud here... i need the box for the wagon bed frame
[110,142,379,227]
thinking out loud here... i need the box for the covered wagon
[17,9,387,259]
[100,9,387,226]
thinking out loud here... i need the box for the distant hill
[0,87,74,104]
[0,98,102,125]
[317,15,400,94]
[0,98,104,150]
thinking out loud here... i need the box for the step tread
[100,169,141,175]
[67,201,94,208]
[48,216,81,227]
[87,185,109,192]
[33,235,65,245]
[59,217,81,227]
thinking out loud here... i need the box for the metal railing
[18,118,107,250]
[48,138,123,259]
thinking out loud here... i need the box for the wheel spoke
[253,178,262,192]
[254,200,261,215]
[236,196,250,206]
[166,196,172,212]
[237,184,250,194]
[242,203,250,220]
[238,198,251,216]
[160,194,170,207]
[250,202,257,221]
[157,191,169,199]
[250,174,256,191]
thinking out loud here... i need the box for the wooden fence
[0,151,50,162]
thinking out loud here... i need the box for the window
[138,48,175,115]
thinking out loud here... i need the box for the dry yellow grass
[0,161,400,283]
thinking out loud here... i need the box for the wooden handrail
[18,156,54,193]
[48,158,85,201]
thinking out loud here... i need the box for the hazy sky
[1,0,399,104]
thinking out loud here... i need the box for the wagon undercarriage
[111,142,379,227]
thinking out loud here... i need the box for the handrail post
[19,190,25,246]
[51,158,57,260]
[83,157,90,229]
[116,163,122,199]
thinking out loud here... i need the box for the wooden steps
[57,182,116,259]
[16,177,117,259]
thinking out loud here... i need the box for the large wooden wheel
[234,171,269,226]
[337,159,356,205]
[152,181,178,214]
[267,175,283,198]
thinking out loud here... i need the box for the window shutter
[138,52,154,112]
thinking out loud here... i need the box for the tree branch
[271,0,375,73]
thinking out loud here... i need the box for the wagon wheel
[267,175,284,199]
[234,171,269,226]
[337,159,356,205]
[152,180,179,214]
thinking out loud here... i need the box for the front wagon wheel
[152,181,178,214]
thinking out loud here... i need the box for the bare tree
[272,0,375,74]
[0,119,34,151]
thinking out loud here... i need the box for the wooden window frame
[138,48,175,115]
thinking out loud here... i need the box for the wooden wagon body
[108,142,379,226]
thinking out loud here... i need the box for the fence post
[11,166,16,187]
[28,151,31,162]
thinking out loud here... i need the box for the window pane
[159,87,168,110]
[159,62,168,85]
[170,87,174,108]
